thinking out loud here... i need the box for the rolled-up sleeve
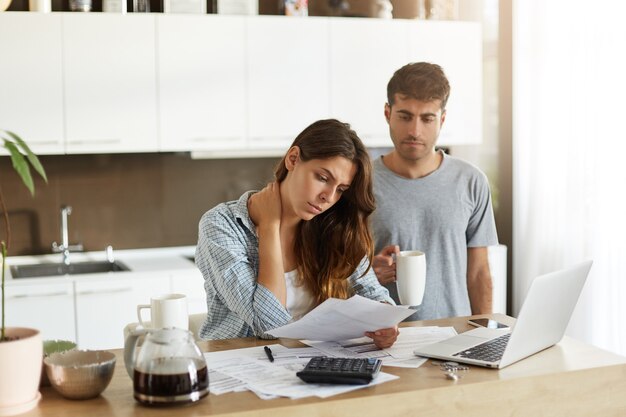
[349,256,395,305]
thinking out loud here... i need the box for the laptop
[413,260,593,369]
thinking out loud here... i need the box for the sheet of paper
[302,337,391,360]
[383,326,458,367]
[247,370,399,400]
[268,295,415,341]
[384,326,458,358]
[204,345,289,396]
[268,347,321,364]
[303,326,458,368]
[208,360,255,395]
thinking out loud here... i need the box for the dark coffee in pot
[133,357,209,405]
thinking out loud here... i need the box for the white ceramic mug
[137,293,188,330]
[395,250,427,306]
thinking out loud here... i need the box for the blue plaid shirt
[196,191,393,340]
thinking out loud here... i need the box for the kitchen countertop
[3,245,198,284]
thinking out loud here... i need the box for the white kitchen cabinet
[169,269,206,316]
[3,280,75,342]
[247,16,330,150]
[74,273,170,349]
[1,14,481,156]
[62,14,158,154]
[329,18,409,148]
[157,15,247,152]
[407,21,482,145]
[0,13,65,155]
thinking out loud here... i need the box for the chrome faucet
[52,205,84,265]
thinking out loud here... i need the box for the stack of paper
[205,345,398,399]
[204,326,458,399]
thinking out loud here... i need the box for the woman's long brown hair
[274,119,376,304]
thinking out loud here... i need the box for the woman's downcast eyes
[315,173,348,195]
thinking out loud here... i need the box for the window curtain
[513,0,626,355]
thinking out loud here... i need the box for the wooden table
[26,314,626,416]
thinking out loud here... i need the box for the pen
[264,346,275,362]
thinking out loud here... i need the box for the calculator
[296,356,382,385]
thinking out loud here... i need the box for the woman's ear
[285,146,300,171]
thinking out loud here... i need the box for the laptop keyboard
[453,333,511,362]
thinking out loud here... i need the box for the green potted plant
[0,129,48,416]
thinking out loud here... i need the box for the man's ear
[440,110,446,127]
[384,103,391,123]
[285,146,300,171]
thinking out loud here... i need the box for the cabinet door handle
[31,140,62,145]
[188,136,241,142]
[249,136,292,143]
[77,287,132,295]
[67,139,121,145]
[8,291,70,299]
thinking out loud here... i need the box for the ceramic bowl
[41,340,77,387]
[44,350,116,400]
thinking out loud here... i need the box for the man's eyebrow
[395,109,437,118]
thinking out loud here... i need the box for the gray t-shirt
[372,152,498,320]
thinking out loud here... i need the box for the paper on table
[203,345,399,400]
[303,326,458,368]
[268,295,415,341]
[268,347,321,364]
[384,326,458,359]
[382,326,458,367]
[302,337,390,360]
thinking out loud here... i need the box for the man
[372,62,498,321]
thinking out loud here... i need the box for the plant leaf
[6,130,48,183]
[3,141,35,196]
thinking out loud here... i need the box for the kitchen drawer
[3,280,76,342]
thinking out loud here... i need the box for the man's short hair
[387,62,451,110]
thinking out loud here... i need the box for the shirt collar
[232,190,257,234]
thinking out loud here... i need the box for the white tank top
[285,270,316,321]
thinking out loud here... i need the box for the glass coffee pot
[124,327,208,406]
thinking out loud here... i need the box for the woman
[196,119,398,348]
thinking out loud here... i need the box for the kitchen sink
[10,261,130,279]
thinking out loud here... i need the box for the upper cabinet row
[0,13,482,156]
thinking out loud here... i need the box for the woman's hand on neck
[248,182,282,232]
[248,182,291,306]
